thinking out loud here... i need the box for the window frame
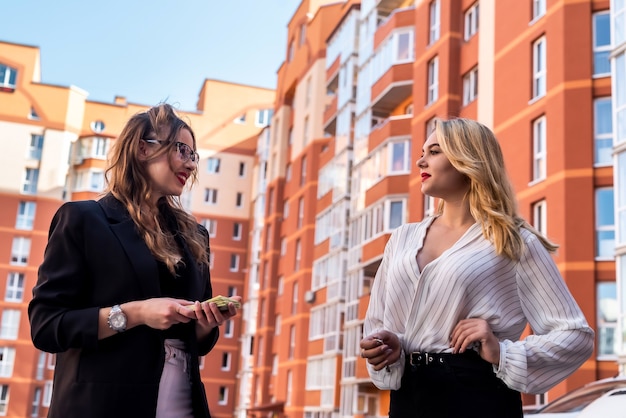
[532,36,547,100]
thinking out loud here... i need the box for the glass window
[594,97,613,165]
[464,3,479,41]
[532,116,547,181]
[207,157,220,174]
[427,57,439,104]
[394,30,414,62]
[92,137,108,158]
[255,109,272,127]
[229,254,239,272]
[300,156,307,186]
[596,188,615,259]
[233,222,242,240]
[298,197,304,229]
[292,281,299,316]
[16,201,36,230]
[532,37,547,99]
[204,188,218,204]
[294,239,301,272]
[0,309,20,340]
[233,114,246,124]
[29,134,44,160]
[615,0,625,45]
[11,237,30,265]
[5,273,24,303]
[389,200,404,229]
[31,386,42,417]
[90,171,104,191]
[201,219,216,237]
[22,168,39,194]
[597,281,617,357]
[0,384,8,414]
[0,64,17,91]
[429,0,440,44]
[0,347,15,377]
[236,192,243,208]
[463,67,478,105]
[238,162,246,177]
[218,386,228,405]
[390,141,410,173]
[532,0,546,20]
[221,352,231,370]
[532,200,548,236]
[593,12,611,77]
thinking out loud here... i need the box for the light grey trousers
[156,339,194,418]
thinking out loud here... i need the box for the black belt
[406,350,480,367]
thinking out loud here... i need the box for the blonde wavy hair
[104,103,208,274]
[434,118,557,260]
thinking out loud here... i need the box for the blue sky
[2,0,301,111]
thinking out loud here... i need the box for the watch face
[109,311,126,331]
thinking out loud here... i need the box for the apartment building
[0,40,273,417]
[239,0,620,416]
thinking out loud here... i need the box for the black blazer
[28,194,218,418]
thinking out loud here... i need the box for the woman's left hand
[450,318,500,365]
[190,296,242,331]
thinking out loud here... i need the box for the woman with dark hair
[360,118,593,417]
[29,103,240,418]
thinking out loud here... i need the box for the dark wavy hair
[104,103,208,273]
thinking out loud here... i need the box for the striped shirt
[363,216,594,394]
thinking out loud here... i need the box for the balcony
[371,62,413,114]
[377,0,407,15]
[369,115,411,150]
[323,94,338,136]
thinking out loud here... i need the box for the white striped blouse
[363,216,594,394]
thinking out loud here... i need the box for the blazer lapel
[97,194,160,297]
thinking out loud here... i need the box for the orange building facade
[0,40,273,417]
[239,0,618,417]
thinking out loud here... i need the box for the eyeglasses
[143,138,200,163]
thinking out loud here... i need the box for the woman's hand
[450,318,500,365]
[359,330,401,371]
[191,296,243,337]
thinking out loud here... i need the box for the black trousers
[389,350,522,418]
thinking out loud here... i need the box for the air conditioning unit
[304,290,315,303]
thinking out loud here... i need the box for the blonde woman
[360,118,593,417]
[29,104,240,418]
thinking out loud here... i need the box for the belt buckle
[410,352,435,366]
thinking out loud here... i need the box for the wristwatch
[107,304,127,332]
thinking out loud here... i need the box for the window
[390,141,410,173]
[426,117,437,137]
[92,137,108,158]
[389,200,404,229]
[239,162,246,177]
[299,23,307,46]
[224,319,233,337]
[221,352,231,371]
[31,387,42,417]
[236,192,243,208]
[36,352,45,380]
[230,254,240,272]
[218,386,228,405]
[532,37,547,99]
[22,168,39,194]
[289,325,296,358]
[201,219,216,237]
[532,0,546,21]
[11,237,30,265]
[292,281,299,315]
[464,3,479,41]
[286,370,293,406]
[427,57,439,104]
[207,157,220,174]
[300,156,307,186]
[532,116,547,181]
[255,109,272,127]
[462,67,478,105]
[394,30,414,62]
[234,114,246,124]
[532,200,548,236]
[90,171,104,191]
[288,39,295,62]
[594,97,613,165]
[0,309,20,340]
[429,0,440,44]
[596,188,615,259]
[204,188,218,204]
[5,273,24,303]
[303,116,310,145]
[597,282,617,358]
[297,197,304,229]
[16,201,36,230]
[29,107,39,120]
[275,315,281,335]
[29,134,44,160]
[0,64,17,92]
[43,381,53,407]
[294,239,302,272]
[0,385,8,415]
[233,222,242,240]
[593,12,611,77]
[0,347,16,377]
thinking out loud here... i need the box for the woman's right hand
[127,297,197,330]
[359,330,401,371]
